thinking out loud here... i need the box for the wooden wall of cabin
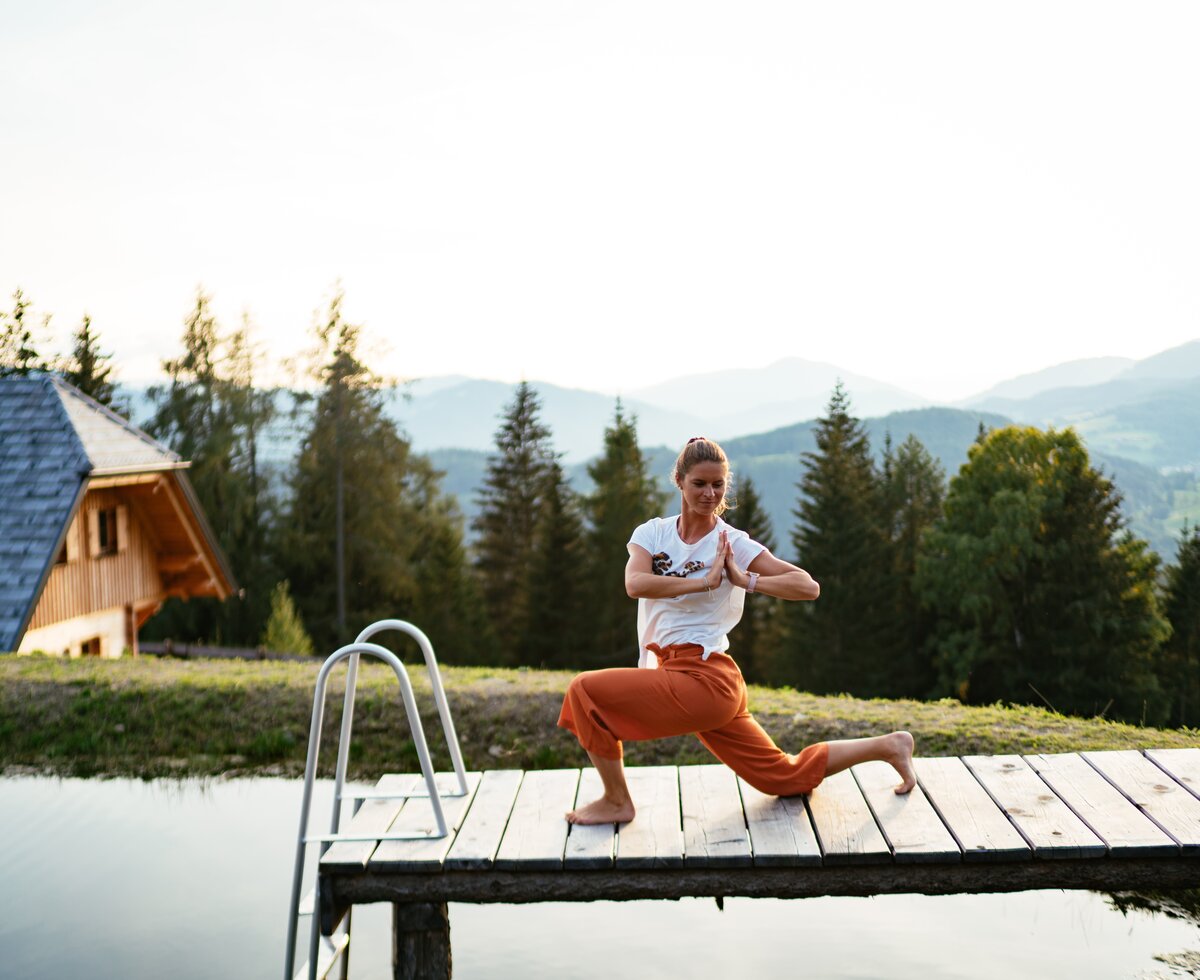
[27,487,164,630]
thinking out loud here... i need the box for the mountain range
[121,338,1200,562]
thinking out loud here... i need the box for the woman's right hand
[701,531,728,592]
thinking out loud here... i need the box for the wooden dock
[315,749,1200,977]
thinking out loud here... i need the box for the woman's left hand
[720,531,751,589]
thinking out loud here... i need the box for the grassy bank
[1,653,1197,779]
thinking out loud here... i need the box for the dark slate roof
[0,376,91,652]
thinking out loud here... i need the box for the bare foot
[887,731,917,794]
[565,796,636,825]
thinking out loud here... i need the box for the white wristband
[746,572,759,594]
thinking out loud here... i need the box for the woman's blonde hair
[672,436,732,516]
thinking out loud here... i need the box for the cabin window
[80,637,102,657]
[97,508,118,555]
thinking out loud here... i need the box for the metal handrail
[326,620,469,841]
[284,632,461,980]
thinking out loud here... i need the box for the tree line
[3,288,1198,728]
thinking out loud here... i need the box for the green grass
[2,653,1197,780]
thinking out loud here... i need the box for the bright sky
[3,1,1198,402]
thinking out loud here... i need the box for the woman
[558,436,916,825]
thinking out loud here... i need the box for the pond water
[1,776,1198,980]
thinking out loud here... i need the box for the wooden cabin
[0,375,235,657]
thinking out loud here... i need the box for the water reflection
[0,776,1196,979]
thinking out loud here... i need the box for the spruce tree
[1161,525,1200,727]
[915,426,1168,723]
[60,314,116,406]
[261,580,315,655]
[879,433,945,697]
[583,402,668,668]
[280,291,482,654]
[788,383,893,695]
[526,460,592,668]
[471,382,558,665]
[724,473,783,685]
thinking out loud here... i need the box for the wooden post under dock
[315,749,1200,979]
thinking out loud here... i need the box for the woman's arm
[625,543,723,599]
[724,546,820,601]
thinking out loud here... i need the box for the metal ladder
[284,620,469,980]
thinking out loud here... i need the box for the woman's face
[680,460,727,517]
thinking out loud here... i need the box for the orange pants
[557,643,828,797]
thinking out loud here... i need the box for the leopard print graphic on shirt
[651,552,705,578]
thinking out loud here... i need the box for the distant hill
[441,403,1190,558]
[387,379,704,462]
[1119,340,1200,381]
[962,357,1133,404]
[628,357,929,435]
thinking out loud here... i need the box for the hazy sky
[3,1,1198,401]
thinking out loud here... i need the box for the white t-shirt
[627,515,767,668]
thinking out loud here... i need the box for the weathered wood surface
[564,768,616,870]
[615,766,683,869]
[318,752,1200,923]
[328,859,1200,908]
[964,755,1106,859]
[680,764,752,868]
[369,773,483,872]
[914,757,1029,863]
[853,761,960,864]
[320,775,420,872]
[738,778,822,867]
[443,770,523,872]
[1084,750,1200,853]
[1146,748,1200,803]
[1025,753,1178,858]
[806,769,891,866]
[493,769,579,871]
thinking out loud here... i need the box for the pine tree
[142,290,277,646]
[60,314,116,406]
[1161,525,1200,727]
[0,288,47,377]
[915,426,1168,723]
[879,433,945,697]
[583,402,668,668]
[788,383,893,695]
[723,473,784,685]
[471,382,558,665]
[261,580,315,655]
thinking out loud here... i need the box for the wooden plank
[445,770,523,871]
[679,764,752,868]
[1146,748,1200,802]
[564,768,617,869]
[738,777,822,867]
[493,768,579,871]
[1025,753,1178,858]
[615,766,684,869]
[914,757,1029,863]
[444,767,523,868]
[964,755,1105,859]
[806,769,891,866]
[319,774,419,871]
[853,761,960,864]
[1084,750,1200,853]
[368,773,484,872]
